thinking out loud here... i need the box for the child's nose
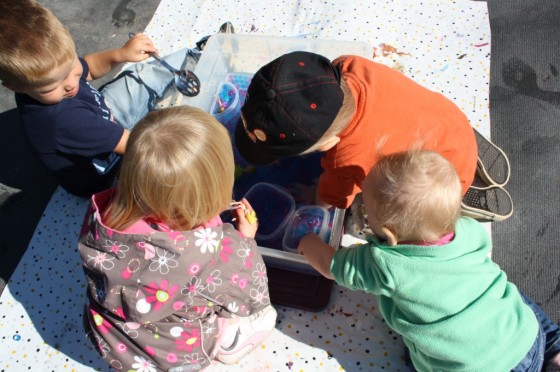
[63,76,78,91]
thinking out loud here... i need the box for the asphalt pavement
[0,0,161,294]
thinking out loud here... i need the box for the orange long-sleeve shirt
[318,56,477,209]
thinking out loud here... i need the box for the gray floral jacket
[78,189,271,371]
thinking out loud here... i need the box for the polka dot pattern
[144,0,491,136]
[0,1,490,370]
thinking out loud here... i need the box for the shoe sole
[474,128,511,187]
[217,329,273,364]
[461,185,513,222]
[217,306,277,365]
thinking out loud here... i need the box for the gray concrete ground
[0,0,161,294]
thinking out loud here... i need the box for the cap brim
[234,118,277,166]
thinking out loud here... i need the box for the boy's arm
[84,33,157,81]
[317,160,360,209]
[298,234,336,279]
[113,129,130,155]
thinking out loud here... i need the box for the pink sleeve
[122,219,156,234]
[201,215,223,228]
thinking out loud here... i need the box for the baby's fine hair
[105,106,235,231]
[0,0,76,87]
[368,150,462,242]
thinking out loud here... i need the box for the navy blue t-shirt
[16,59,124,197]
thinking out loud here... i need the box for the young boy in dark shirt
[0,0,156,197]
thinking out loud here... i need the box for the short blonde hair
[105,106,235,231]
[366,150,462,242]
[303,79,355,153]
[0,0,76,87]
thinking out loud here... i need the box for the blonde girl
[78,106,277,371]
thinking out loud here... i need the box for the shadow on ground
[0,0,161,295]
[0,109,58,293]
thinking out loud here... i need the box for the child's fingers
[136,40,157,55]
[232,205,258,225]
[240,198,252,211]
[243,209,258,225]
[127,34,158,54]
[232,199,258,224]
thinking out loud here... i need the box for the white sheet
[0,1,490,370]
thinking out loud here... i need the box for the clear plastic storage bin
[185,34,370,274]
[186,33,371,113]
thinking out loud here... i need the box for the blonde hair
[0,0,77,87]
[303,79,355,153]
[366,150,462,242]
[104,106,235,231]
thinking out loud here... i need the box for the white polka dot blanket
[0,1,490,370]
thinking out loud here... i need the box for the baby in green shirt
[298,149,560,371]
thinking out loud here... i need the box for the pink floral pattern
[90,308,113,334]
[175,328,201,352]
[78,190,272,371]
[144,279,179,312]
[219,237,233,262]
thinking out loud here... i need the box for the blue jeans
[100,47,201,129]
[511,293,560,371]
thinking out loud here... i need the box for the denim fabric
[511,293,560,371]
[100,47,201,129]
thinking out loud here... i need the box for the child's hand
[233,198,258,238]
[121,33,158,62]
[297,234,335,279]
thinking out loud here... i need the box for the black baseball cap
[235,51,344,165]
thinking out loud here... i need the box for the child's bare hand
[297,234,336,279]
[121,33,158,62]
[297,233,324,255]
[233,198,258,238]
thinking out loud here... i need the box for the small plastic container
[243,182,295,245]
[210,73,254,168]
[282,206,329,253]
[210,82,240,132]
[210,72,254,133]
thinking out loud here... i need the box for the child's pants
[511,292,560,371]
[100,46,201,129]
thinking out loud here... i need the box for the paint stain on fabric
[373,43,411,58]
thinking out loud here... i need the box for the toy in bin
[211,72,254,169]
[243,182,295,248]
[210,72,253,131]
[211,82,239,131]
[282,206,329,253]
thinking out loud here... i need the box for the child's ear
[381,226,398,246]
[318,136,341,152]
